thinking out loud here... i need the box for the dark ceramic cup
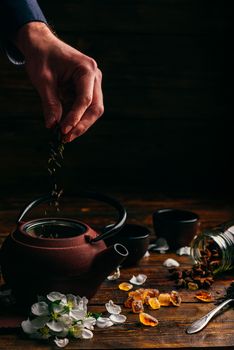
[153,209,199,250]
[105,223,150,267]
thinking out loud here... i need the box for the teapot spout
[91,243,128,283]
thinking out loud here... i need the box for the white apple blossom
[21,291,127,348]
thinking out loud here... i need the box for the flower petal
[83,317,96,330]
[78,296,88,313]
[59,314,73,327]
[54,337,69,348]
[21,319,36,334]
[70,309,86,321]
[31,301,49,316]
[47,292,67,304]
[130,274,147,285]
[47,320,64,332]
[176,246,191,256]
[149,237,169,252]
[52,303,65,314]
[163,258,180,268]
[96,317,113,328]
[80,328,93,339]
[143,251,150,257]
[31,316,50,329]
[109,314,127,324]
[107,267,120,281]
[105,300,121,314]
[66,294,78,309]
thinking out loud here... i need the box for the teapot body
[0,218,107,305]
[0,192,128,306]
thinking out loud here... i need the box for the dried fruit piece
[129,288,144,297]
[119,282,133,291]
[129,289,145,301]
[158,293,171,306]
[195,291,214,302]
[143,289,160,305]
[170,291,182,306]
[139,312,159,327]
[148,297,160,310]
[124,296,134,309]
[132,300,144,313]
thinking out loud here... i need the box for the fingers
[63,70,104,143]
[37,76,62,128]
[60,60,97,135]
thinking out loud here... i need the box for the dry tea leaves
[119,282,133,291]
[47,124,65,215]
[139,312,159,327]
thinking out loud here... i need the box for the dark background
[0,0,232,199]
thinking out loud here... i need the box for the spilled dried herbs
[169,263,214,290]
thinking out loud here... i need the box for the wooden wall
[0,0,232,198]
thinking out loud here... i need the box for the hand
[15,22,104,142]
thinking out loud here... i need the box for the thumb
[39,82,62,129]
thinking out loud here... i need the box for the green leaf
[87,312,102,319]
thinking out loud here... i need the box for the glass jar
[190,221,234,274]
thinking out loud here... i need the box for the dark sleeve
[0,0,47,64]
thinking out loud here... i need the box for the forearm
[0,0,47,64]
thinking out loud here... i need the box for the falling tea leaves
[47,125,64,213]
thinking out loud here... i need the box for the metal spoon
[186,298,234,334]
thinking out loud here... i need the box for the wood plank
[1,194,234,349]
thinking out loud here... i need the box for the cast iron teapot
[0,191,128,306]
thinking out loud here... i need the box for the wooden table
[0,193,234,349]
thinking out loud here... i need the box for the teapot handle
[17,191,127,243]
